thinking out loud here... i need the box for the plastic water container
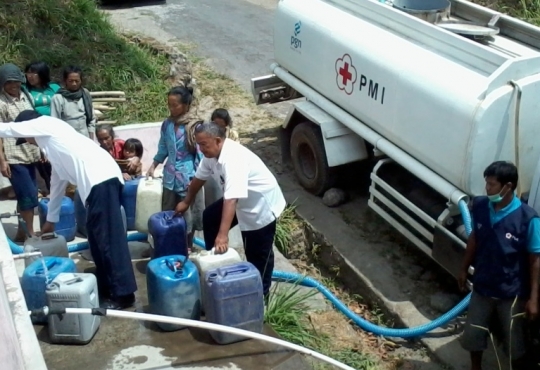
[46,273,100,344]
[122,176,141,231]
[204,262,264,344]
[148,211,188,259]
[73,188,127,237]
[21,257,77,324]
[135,177,163,233]
[146,255,201,331]
[38,197,77,242]
[190,248,242,313]
[23,233,68,267]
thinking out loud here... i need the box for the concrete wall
[112,122,162,173]
[0,225,48,370]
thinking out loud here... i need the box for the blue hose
[458,199,473,236]
[67,232,148,253]
[8,237,24,254]
[271,271,470,338]
[193,198,474,339]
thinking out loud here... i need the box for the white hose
[32,307,356,370]
[13,251,42,260]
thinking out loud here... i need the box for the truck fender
[279,101,369,195]
[280,100,369,167]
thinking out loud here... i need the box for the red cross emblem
[335,54,357,95]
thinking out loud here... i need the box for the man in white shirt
[175,121,286,297]
[1,110,137,310]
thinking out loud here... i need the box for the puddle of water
[107,344,244,370]
[108,345,177,369]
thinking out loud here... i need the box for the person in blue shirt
[146,85,205,255]
[459,160,540,370]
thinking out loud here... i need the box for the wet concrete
[36,257,308,370]
[0,197,322,370]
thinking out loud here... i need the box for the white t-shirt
[195,138,286,231]
[0,116,123,223]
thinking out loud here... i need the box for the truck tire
[290,122,335,196]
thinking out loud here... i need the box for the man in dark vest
[458,161,540,370]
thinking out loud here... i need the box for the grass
[265,282,381,370]
[490,0,540,24]
[0,0,171,124]
[275,203,301,256]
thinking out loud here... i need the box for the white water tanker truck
[251,0,540,279]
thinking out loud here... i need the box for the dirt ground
[287,235,436,370]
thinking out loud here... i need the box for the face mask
[487,187,509,203]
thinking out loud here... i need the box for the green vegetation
[0,0,170,124]
[265,283,380,370]
[494,0,540,24]
[274,204,300,256]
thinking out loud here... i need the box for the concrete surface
[37,252,311,370]
[0,213,47,369]
[113,122,161,173]
[0,178,326,370]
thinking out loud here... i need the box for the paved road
[106,0,278,92]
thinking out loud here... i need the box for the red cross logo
[339,63,352,85]
[335,54,357,95]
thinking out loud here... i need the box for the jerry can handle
[223,265,248,277]
[166,258,182,273]
[166,259,176,272]
[41,232,57,240]
[165,254,189,272]
[65,276,83,285]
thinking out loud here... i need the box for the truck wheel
[290,122,335,196]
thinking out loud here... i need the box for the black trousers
[36,161,52,192]
[203,198,276,296]
[87,178,137,298]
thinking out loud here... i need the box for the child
[117,138,143,180]
[211,108,239,141]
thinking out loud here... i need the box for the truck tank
[272,0,540,196]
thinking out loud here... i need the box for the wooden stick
[98,120,118,125]
[90,91,125,97]
[93,105,116,111]
[92,98,126,103]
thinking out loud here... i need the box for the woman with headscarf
[51,65,96,139]
[0,63,41,241]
